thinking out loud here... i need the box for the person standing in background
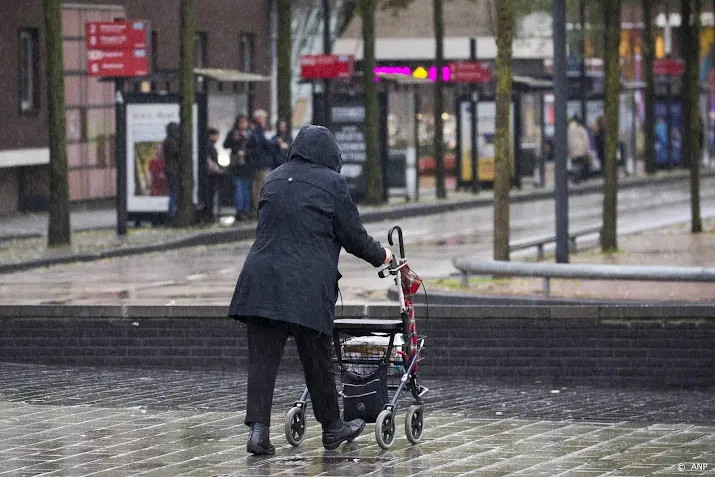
[271,118,293,167]
[162,122,181,224]
[245,110,278,220]
[201,127,223,223]
[224,115,253,222]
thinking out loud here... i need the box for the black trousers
[244,317,340,427]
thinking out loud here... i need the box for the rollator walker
[284,225,428,449]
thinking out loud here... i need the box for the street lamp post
[553,0,569,263]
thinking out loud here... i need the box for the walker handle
[388,226,405,259]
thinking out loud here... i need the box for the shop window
[19,27,39,113]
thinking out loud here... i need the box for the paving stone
[0,363,713,476]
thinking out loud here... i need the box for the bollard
[461,272,469,288]
[542,277,551,297]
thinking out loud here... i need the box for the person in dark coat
[162,122,180,221]
[229,124,392,455]
[200,127,223,223]
[270,118,293,166]
[223,115,253,221]
[245,110,278,220]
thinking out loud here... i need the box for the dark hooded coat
[228,125,385,334]
[163,122,180,176]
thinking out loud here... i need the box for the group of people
[164,110,293,224]
[215,110,293,222]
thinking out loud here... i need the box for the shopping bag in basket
[341,365,388,423]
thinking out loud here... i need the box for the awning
[193,68,270,83]
[513,75,552,90]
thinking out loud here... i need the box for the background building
[0,0,271,215]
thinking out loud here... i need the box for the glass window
[20,28,39,112]
[239,33,255,72]
[195,32,207,68]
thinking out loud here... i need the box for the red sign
[86,21,148,50]
[86,20,150,77]
[300,55,354,80]
[87,49,149,77]
[448,62,492,83]
[653,58,685,76]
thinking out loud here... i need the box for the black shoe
[322,418,366,450]
[246,423,275,456]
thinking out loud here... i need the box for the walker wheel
[405,404,424,444]
[375,409,396,449]
[285,406,306,447]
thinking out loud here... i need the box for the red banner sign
[300,55,354,80]
[448,62,492,83]
[653,58,685,76]
[87,49,149,77]
[86,21,148,50]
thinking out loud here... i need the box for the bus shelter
[111,68,270,227]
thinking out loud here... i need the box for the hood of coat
[286,124,342,173]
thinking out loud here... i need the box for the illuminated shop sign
[374,65,451,82]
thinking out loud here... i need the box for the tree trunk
[681,0,692,171]
[44,0,71,246]
[601,0,620,252]
[689,0,703,232]
[493,0,514,261]
[177,0,195,227]
[362,0,384,204]
[433,0,446,199]
[642,0,656,174]
[277,0,292,128]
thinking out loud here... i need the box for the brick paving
[0,363,713,476]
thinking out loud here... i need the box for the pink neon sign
[374,65,451,82]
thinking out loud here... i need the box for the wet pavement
[0,363,713,476]
[1,178,714,306]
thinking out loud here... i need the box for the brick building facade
[0,0,271,215]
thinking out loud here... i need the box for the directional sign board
[300,55,354,80]
[86,20,150,77]
[87,49,149,77]
[448,62,492,84]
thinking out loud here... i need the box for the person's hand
[384,247,393,265]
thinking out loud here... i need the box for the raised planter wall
[0,305,713,388]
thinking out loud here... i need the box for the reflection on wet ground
[0,363,713,476]
[2,182,714,307]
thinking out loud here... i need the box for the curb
[1,170,709,275]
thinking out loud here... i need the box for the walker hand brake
[377,253,400,278]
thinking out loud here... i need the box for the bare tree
[361,0,384,204]
[493,0,516,261]
[277,0,292,127]
[600,0,621,251]
[682,0,703,232]
[642,0,656,174]
[44,0,71,246]
[177,0,195,227]
[433,0,446,199]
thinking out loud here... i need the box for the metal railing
[452,259,715,297]
[509,224,602,259]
